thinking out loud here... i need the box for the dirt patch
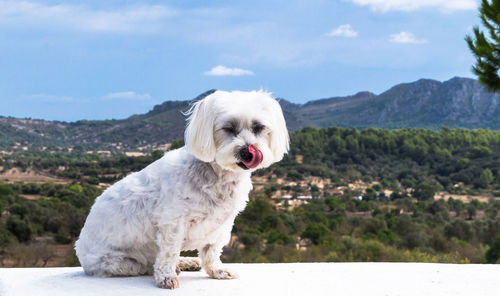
[86,150,111,155]
[0,168,67,183]
[0,242,75,268]
[48,244,76,267]
[20,194,48,200]
[125,152,147,157]
[434,192,499,203]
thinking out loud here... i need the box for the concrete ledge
[1,263,499,296]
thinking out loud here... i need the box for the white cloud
[349,0,477,12]
[326,24,358,38]
[0,1,175,34]
[204,65,254,76]
[103,91,151,100]
[389,32,427,44]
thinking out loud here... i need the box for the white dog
[75,90,289,289]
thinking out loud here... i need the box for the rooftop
[1,263,499,296]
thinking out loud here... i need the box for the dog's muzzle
[237,144,263,169]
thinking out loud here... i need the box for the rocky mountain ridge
[1,77,499,150]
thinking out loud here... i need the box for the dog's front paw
[156,275,179,289]
[206,268,239,280]
[154,268,180,289]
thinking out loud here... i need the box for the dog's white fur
[75,90,289,289]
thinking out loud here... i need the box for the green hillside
[1,127,499,265]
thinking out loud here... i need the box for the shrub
[444,219,472,242]
[6,215,32,242]
[301,222,330,245]
[485,235,500,263]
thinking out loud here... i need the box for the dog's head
[184,90,289,171]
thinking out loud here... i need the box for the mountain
[291,77,500,129]
[0,102,189,150]
[1,77,500,150]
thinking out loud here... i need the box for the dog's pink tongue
[242,144,263,169]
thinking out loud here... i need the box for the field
[1,127,500,266]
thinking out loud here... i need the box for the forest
[0,127,499,266]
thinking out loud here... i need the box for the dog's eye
[222,126,238,135]
[252,123,265,135]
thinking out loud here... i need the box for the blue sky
[0,0,480,121]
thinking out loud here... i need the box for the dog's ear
[268,99,290,162]
[184,95,217,162]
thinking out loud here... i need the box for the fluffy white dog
[75,90,289,289]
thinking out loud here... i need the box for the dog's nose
[238,145,253,162]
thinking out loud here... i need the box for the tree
[301,222,330,245]
[0,226,16,248]
[448,198,465,217]
[466,0,500,91]
[412,182,436,201]
[6,215,33,242]
[485,235,500,263]
[444,219,472,241]
[466,203,477,220]
[480,168,494,187]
